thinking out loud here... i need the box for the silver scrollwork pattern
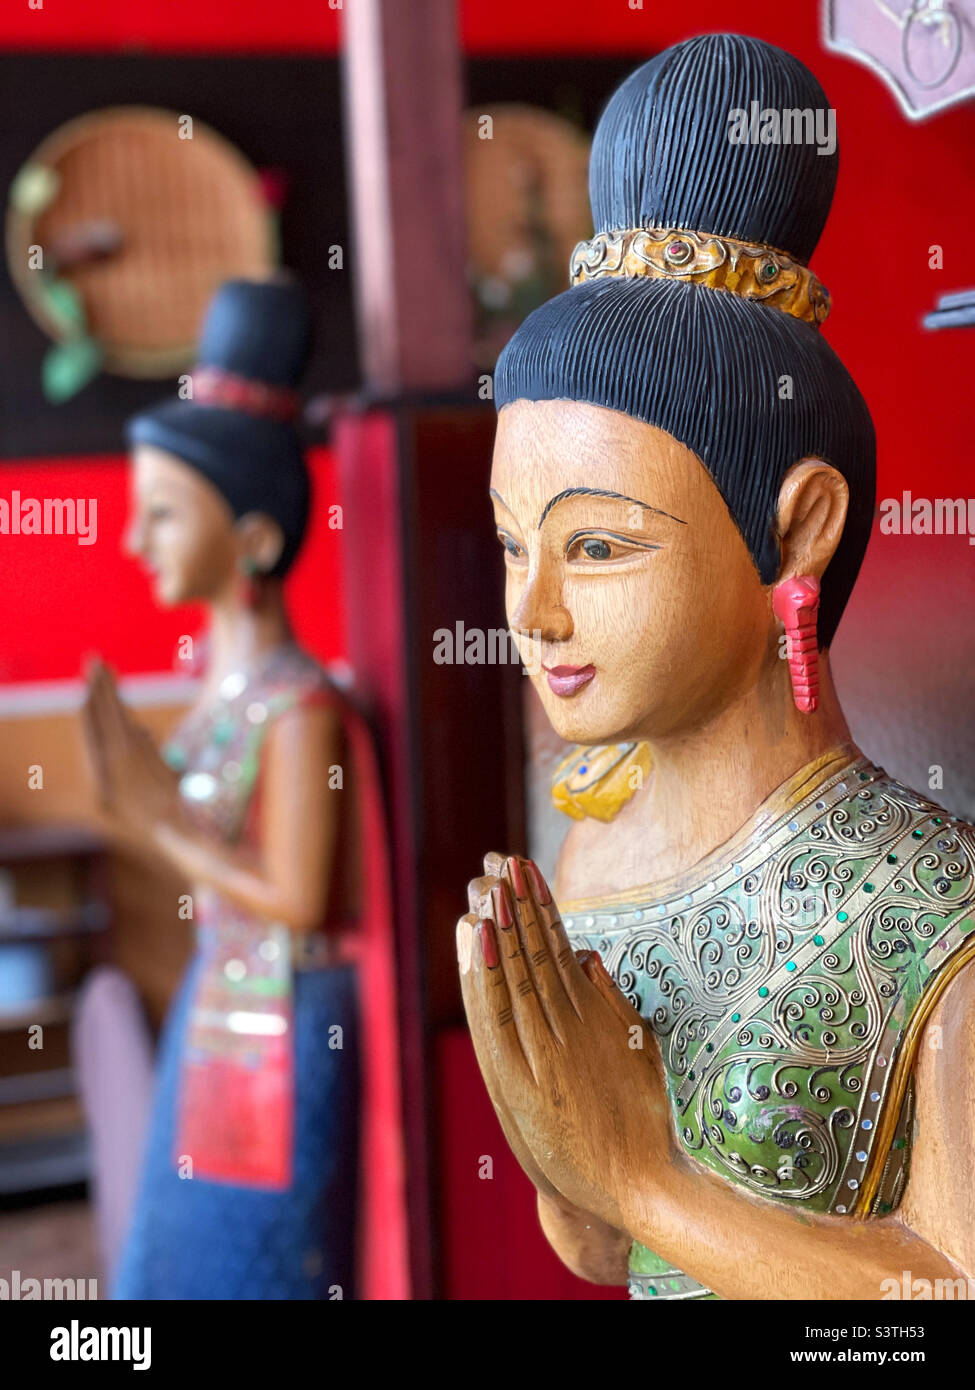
[564,757,975,1226]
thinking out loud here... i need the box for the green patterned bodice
[563,751,975,1300]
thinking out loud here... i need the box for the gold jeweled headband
[569,226,830,326]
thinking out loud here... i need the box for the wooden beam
[341,0,472,391]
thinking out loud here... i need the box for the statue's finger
[483,850,507,878]
[467,872,498,917]
[503,856,582,1031]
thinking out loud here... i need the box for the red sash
[340,699,411,1300]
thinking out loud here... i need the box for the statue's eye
[567,531,660,564]
[498,532,524,559]
[581,538,612,560]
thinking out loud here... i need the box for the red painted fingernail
[493,882,514,929]
[590,950,611,982]
[526,859,552,906]
[508,857,528,900]
[478,919,499,968]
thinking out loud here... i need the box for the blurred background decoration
[6,107,276,402]
[0,828,109,1194]
[463,104,590,367]
[823,8,975,351]
[923,285,975,325]
[0,49,357,461]
[824,0,975,120]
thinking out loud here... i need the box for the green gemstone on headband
[758,985,769,998]
[731,1012,741,1023]
[837,911,849,922]
[814,934,824,945]
[785,961,796,971]
[913,829,924,839]
[887,853,898,863]
[689,1071,696,1081]
[893,1137,906,1150]
[934,817,943,825]
[864,883,875,893]
[705,1042,713,1052]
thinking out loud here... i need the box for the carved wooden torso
[564,750,975,1298]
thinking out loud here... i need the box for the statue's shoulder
[862,770,975,918]
[807,766,975,1216]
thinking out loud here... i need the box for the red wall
[0,450,345,683]
[0,0,341,53]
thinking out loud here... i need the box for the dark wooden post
[337,1,525,1299]
[341,0,472,392]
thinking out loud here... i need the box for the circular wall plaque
[6,106,275,380]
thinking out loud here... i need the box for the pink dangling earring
[773,575,821,713]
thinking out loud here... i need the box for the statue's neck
[641,649,853,873]
[199,585,295,703]
[556,652,857,906]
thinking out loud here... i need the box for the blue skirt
[113,957,360,1300]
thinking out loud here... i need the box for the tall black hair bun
[197,277,314,389]
[589,33,838,266]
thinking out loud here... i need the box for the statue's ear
[235,511,285,576]
[774,459,849,582]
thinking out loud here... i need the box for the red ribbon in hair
[191,366,300,423]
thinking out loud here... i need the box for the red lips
[542,663,596,697]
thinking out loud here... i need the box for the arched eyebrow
[539,487,687,527]
[489,486,687,528]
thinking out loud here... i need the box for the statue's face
[126,445,238,606]
[491,399,773,745]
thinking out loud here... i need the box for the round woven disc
[6,106,275,377]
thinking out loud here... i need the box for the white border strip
[0,673,200,719]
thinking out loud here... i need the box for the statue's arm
[460,852,975,1300]
[81,658,343,933]
[536,1191,631,1285]
[896,953,975,1279]
[623,962,975,1300]
[150,702,343,933]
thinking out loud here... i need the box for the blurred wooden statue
[81,278,407,1300]
[458,35,975,1300]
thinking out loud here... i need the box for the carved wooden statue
[81,278,406,1300]
[458,34,975,1299]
